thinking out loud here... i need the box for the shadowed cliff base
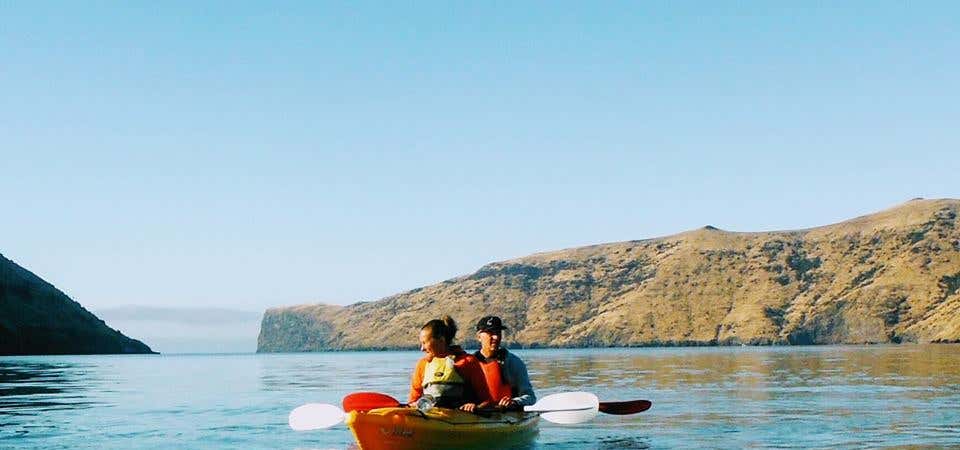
[258,199,960,352]
[0,254,154,356]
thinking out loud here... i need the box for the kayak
[345,406,539,450]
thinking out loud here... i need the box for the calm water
[2,345,959,449]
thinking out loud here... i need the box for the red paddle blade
[599,399,652,415]
[342,392,402,412]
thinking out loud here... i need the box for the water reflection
[0,360,101,416]
[518,345,960,449]
[259,352,415,399]
[593,435,651,449]
[2,346,958,448]
[273,346,960,448]
[523,345,960,392]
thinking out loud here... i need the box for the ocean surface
[2,345,959,449]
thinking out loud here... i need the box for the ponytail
[440,315,457,344]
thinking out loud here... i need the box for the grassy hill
[258,198,960,351]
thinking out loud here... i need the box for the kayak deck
[346,406,540,450]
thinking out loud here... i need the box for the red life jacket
[477,354,513,402]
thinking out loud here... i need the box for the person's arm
[409,359,426,403]
[506,354,536,406]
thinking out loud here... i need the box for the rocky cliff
[0,254,154,355]
[258,198,960,351]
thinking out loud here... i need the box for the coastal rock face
[257,304,344,352]
[0,254,154,355]
[258,199,960,351]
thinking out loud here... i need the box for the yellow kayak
[345,406,540,450]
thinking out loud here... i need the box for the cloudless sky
[2,2,958,312]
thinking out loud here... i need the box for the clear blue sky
[2,2,957,312]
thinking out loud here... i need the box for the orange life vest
[478,358,513,402]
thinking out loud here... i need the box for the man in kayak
[409,315,492,412]
[473,316,536,410]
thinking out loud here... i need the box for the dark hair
[421,315,458,345]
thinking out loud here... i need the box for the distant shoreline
[254,340,960,354]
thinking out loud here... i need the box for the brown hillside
[258,198,960,351]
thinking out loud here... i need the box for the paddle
[340,392,652,416]
[599,399,652,415]
[289,391,652,430]
[523,391,599,424]
[412,391,597,424]
[342,391,403,412]
[289,403,345,431]
[289,393,402,431]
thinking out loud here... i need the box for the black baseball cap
[476,315,508,332]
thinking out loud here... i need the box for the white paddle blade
[288,403,345,431]
[540,406,599,424]
[529,392,600,424]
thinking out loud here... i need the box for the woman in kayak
[409,315,492,411]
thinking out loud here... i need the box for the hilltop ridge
[258,199,960,351]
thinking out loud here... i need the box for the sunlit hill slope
[259,199,960,351]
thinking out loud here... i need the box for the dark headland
[0,254,154,355]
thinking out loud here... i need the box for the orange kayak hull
[345,407,539,450]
